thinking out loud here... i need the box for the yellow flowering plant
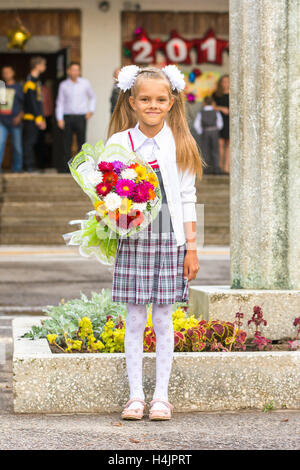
[44,303,249,353]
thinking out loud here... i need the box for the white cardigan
[105,121,197,247]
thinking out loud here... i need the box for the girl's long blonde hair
[107,66,205,179]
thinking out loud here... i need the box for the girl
[103,65,203,420]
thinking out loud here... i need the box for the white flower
[120,168,137,180]
[162,64,186,92]
[131,202,147,212]
[103,192,122,211]
[88,170,103,186]
[117,65,140,92]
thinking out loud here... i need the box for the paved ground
[1,245,299,450]
[0,245,230,308]
[1,317,300,450]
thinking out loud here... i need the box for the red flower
[98,161,114,172]
[96,182,112,197]
[102,171,118,187]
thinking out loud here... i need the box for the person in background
[35,79,54,171]
[55,62,96,172]
[0,65,23,172]
[23,56,47,172]
[185,97,202,154]
[193,95,224,175]
[212,74,230,174]
[110,68,121,115]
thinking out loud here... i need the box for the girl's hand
[184,251,200,281]
[221,107,229,115]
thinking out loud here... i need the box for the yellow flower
[172,308,199,331]
[78,317,93,339]
[146,172,159,188]
[69,340,82,351]
[119,197,132,215]
[64,332,82,352]
[47,334,57,345]
[135,165,147,181]
[94,200,108,216]
[87,333,105,352]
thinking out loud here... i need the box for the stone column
[230,0,300,290]
[189,1,300,339]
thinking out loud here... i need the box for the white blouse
[105,121,197,247]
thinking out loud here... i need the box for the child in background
[193,95,223,174]
[99,65,204,420]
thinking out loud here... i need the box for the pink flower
[132,181,154,203]
[115,179,136,198]
[112,160,126,175]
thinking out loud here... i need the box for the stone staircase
[196,174,230,245]
[0,173,229,245]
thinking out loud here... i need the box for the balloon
[187,93,196,102]
[189,72,196,83]
[192,68,202,77]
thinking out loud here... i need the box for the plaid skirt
[111,223,189,305]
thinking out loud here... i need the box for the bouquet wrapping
[63,140,162,265]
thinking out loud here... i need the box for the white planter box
[13,317,300,414]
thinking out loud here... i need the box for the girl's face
[129,78,174,128]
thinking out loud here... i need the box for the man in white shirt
[55,62,96,172]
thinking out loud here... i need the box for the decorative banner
[160,30,194,65]
[124,28,228,66]
[124,27,162,64]
[194,29,229,66]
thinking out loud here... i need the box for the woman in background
[212,74,230,174]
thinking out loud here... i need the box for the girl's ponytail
[168,91,205,179]
[107,90,136,139]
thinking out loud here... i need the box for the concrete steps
[0,173,230,245]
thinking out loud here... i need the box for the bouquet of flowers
[62,140,162,265]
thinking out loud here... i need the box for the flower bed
[23,290,300,354]
[13,316,300,413]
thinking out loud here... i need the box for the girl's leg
[151,303,174,411]
[124,302,148,410]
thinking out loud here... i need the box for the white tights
[125,303,174,411]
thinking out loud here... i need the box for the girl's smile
[129,78,174,137]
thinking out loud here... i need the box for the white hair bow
[162,65,186,92]
[116,65,141,92]
[116,63,186,92]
